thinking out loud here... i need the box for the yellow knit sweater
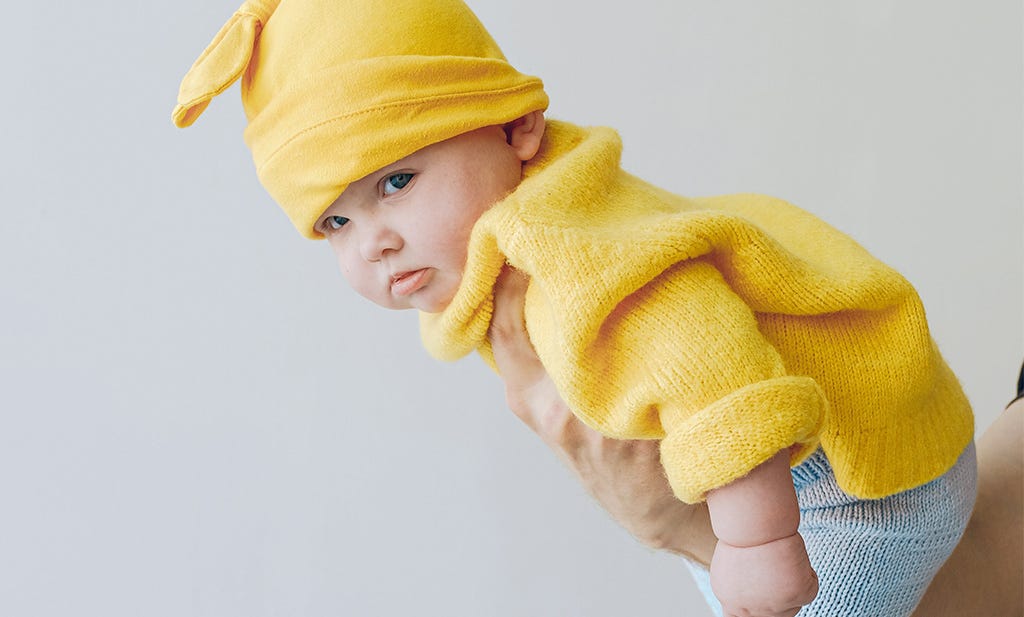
[420,121,974,504]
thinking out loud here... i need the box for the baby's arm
[705,450,818,617]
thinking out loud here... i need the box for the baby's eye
[382,173,414,195]
[324,215,349,231]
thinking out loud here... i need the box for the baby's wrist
[706,450,801,546]
[716,530,801,550]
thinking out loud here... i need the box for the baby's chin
[373,292,456,314]
[364,294,452,313]
[414,295,456,314]
[413,275,463,313]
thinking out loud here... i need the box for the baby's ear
[505,111,545,162]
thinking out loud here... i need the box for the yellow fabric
[172,0,548,238]
[420,121,975,503]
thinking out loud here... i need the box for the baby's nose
[358,222,403,261]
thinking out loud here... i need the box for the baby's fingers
[713,534,818,617]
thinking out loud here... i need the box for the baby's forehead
[375,144,432,171]
[359,130,483,177]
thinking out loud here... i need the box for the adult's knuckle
[635,528,675,551]
[504,391,534,423]
[488,320,515,342]
[537,402,575,443]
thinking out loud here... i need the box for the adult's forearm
[911,400,1023,617]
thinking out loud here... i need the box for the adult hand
[487,266,717,565]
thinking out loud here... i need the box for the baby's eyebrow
[377,164,410,178]
[378,150,423,174]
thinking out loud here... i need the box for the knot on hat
[173,0,281,128]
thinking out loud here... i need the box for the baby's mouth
[390,268,432,297]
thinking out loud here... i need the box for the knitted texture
[420,120,974,503]
[172,0,548,238]
[685,443,977,616]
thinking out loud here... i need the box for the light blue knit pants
[685,443,977,617]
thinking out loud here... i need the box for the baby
[173,1,977,615]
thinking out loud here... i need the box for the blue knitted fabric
[685,443,977,616]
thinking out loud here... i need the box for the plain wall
[0,1,1020,616]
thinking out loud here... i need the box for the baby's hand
[711,533,818,617]
[705,450,818,616]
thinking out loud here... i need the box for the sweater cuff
[660,376,826,504]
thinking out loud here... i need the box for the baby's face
[316,126,525,312]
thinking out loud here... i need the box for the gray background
[1,1,1020,616]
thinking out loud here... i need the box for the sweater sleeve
[573,257,828,504]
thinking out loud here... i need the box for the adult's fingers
[489,266,547,394]
[489,266,529,351]
[488,266,576,438]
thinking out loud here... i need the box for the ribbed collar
[418,120,623,362]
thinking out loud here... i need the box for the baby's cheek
[336,262,366,293]
[343,270,369,293]
[438,221,477,263]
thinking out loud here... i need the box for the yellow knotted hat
[173,0,549,239]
